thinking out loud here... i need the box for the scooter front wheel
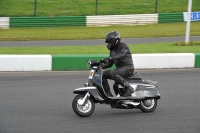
[138,98,157,113]
[72,94,95,117]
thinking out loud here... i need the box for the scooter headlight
[87,60,99,68]
[87,60,92,68]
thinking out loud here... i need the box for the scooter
[72,59,161,117]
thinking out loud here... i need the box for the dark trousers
[102,66,134,95]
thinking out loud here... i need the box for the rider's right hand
[100,59,104,63]
[100,58,109,63]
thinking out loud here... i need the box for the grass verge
[0,42,199,54]
[0,22,200,41]
[0,0,199,17]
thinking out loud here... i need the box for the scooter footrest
[110,96,145,100]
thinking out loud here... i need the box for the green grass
[0,0,199,17]
[0,22,200,41]
[0,42,199,54]
[0,22,200,54]
[0,0,200,55]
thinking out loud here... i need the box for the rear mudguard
[73,87,104,101]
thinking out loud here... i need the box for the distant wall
[0,55,51,71]
[195,53,200,67]
[132,53,194,69]
[52,54,108,71]
[0,53,199,71]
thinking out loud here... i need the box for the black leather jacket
[103,42,134,68]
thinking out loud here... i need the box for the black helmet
[105,31,120,50]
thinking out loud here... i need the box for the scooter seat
[126,72,142,80]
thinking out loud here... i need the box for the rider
[101,31,135,97]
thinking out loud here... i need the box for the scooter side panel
[134,85,161,99]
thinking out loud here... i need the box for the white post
[185,0,192,44]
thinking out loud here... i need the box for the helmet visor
[105,38,112,43]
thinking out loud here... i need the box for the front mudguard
[73,87,104,102]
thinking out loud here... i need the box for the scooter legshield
[73,87,104,101]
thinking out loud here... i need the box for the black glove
[100,57,112,63]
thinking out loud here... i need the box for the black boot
[121,81,134,97]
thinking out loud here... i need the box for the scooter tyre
[138,98,157,113]
[72,94,95,117]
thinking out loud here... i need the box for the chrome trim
[75,87,97,91]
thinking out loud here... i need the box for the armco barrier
[86,14,158,27]
[0,53,199,71]
[1,12,199,28]
[158,12,184,23]
[10,16,86,28]
[0,17,9,29]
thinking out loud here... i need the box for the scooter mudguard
[73,87,104,101]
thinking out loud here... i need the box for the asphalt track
[0,36,199,46]
[0,69,200,133]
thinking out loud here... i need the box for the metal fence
[0,0,198,17]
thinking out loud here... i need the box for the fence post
[185,0,192,44]
[34,0,37,16]
[95,0,98,15]
[155,0,158,13]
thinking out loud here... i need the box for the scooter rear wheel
[138,98,157,113]
[72,94,95,117]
